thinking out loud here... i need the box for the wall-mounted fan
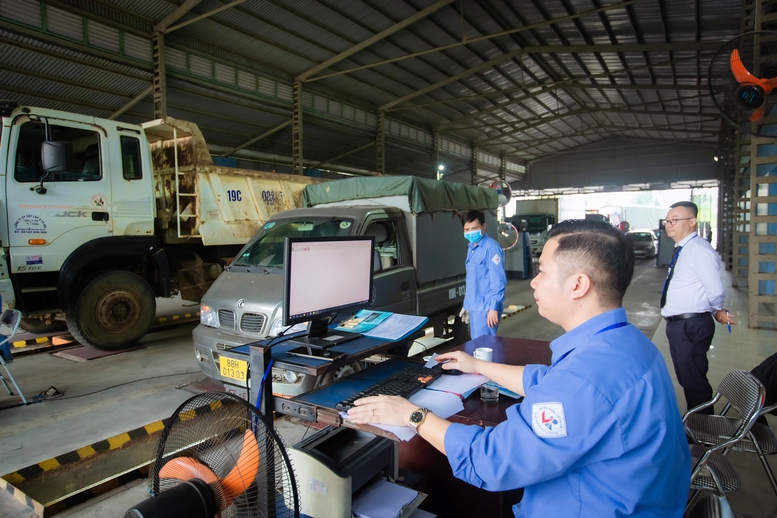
[710,31,777,137]
[126,392,299,518]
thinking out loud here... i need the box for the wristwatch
[408,407,429,434]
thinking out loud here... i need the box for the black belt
[664,312,711,322]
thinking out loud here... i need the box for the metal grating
[218,309,236,331]
[240,313,266,334]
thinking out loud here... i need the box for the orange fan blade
[750,104,766,122]
[220,430,261,507]
[159,456,219,484]
[764,76,777,95]
[159,457,226,510]
[731,48,765,86]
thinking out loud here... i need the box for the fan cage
[150,392,299,518]
[709,31,777,137]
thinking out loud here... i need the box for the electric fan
[125,392,299,518]
[709,31,777,136]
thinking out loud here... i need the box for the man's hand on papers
[347,395,417,427]
[434,350,479,374]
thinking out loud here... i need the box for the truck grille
[240,313,266,334]
[218,310,236,330]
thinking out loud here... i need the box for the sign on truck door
[7,116,112,274]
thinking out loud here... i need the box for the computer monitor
[282,235,375,348]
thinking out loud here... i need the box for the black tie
[660,246,683,308]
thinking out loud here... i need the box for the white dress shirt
[661,233,726,317]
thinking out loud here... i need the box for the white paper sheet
[352,479,419,518]
[363,314,428,341]
[342,388,465,441]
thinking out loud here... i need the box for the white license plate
[220,356,248,382]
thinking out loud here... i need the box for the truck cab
[509,213,555,256]
[1,103,159,344]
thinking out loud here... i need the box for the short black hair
[669,201,698,217]
[547,219,635,307]
[462,210,485,226]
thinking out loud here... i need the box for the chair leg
[0,357,27,405]
[0,374,12,395]
[719,495,735,518]
[750,431,777,498]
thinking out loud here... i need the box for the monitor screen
[282,236,375,329]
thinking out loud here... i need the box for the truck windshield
[234,218,354,267]
[523,215,549,233]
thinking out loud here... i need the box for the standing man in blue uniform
[460,210,507,339]
[662,201,734,413]
[348,220,691,517]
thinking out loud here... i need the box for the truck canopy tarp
[303,176,497,215]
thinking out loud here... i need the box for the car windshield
[627,232,653,242]
[521,215,549,233]
[234,218,354,267]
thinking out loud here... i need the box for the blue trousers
[469,310,499,339]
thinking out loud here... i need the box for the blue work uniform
[445,308,691,517]
[464,233,507,338]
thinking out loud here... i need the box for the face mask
[464,229,483,244]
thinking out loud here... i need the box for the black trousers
[666,314,716,414]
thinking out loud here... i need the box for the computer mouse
[441,368,463,376]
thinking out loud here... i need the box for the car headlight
[200,304,219,328]
[268,317,308,337]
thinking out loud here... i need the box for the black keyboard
[335,365,443,412]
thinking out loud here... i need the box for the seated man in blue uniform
[348,219,691,517]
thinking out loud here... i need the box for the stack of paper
[352,479,420,518]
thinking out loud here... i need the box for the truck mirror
[41,141,71,173]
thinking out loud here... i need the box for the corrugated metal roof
[0,0,746,184]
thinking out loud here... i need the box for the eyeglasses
[665,218,692,226]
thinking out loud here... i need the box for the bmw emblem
[237,299,245,309]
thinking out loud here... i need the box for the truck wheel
[66,271,156,351]
[20,317,67,335]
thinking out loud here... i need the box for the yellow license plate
[220,356,248,382]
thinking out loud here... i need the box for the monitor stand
[284,317,362,349]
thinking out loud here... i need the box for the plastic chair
[683,370,766,514]
[0,309,28,404]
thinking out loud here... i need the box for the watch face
[410,410,423,424]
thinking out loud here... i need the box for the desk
[288,335,553,516]
[399,336,552,517]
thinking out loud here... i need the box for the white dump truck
[192,176,499,396]
[0,101,320,349]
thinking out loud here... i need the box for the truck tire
[20,317,67,335]
[66,271,156,351]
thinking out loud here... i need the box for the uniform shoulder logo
[491,253,501,265]
[532,402,567,438]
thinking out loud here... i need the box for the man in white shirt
[662,201,735,412]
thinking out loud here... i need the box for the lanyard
[554,320,628,364]
[669,234,697,270]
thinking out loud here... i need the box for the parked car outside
[626,229,658,259]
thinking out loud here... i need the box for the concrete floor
[1,259,776,517]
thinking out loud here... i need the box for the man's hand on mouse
[347,395,416,426]
[435,350,479,374]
